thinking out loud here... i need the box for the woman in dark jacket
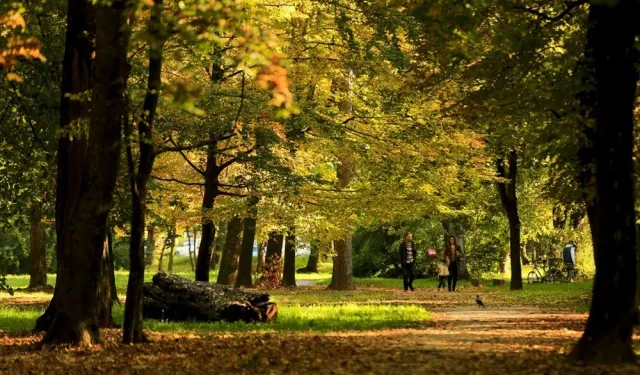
[398,232,417,292]
[443,236,462,292]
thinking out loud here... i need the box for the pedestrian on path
[444,236,462,292]
[437,256,450,291]
[398,232,417,292]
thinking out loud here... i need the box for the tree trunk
[217,217,243,286]
[497,150,523,291]
[441,221,470,279]
[236,198,258,288]
[257,241,266,273]
[521,242,530,266]
[107,228,118,304]
[157,235,168,272]
[282,228,296,287]
[123,0,164,340]
[144,225,155,267]
[328,238,354,290]
[211,221,225,271]
[167,223,176,274]
[298,240,319,273]
[266,231,283,261]
[28,201,47,289]
[195,135,220,282]
[187,228,195,271]
[41,0,129,346]
[570,0,638,364]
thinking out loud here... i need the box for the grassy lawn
[0,303,429,334]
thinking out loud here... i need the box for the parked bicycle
[527,258,563,284]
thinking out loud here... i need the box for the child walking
[437,257,450,291]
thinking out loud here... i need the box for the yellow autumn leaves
[0,10,46,82]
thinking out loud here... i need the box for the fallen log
[143,272,277,323]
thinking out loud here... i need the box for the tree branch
[152,175,204,186]
[156,132,235,154]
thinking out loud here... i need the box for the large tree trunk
[266,231,283,261]
[282,228,296,287]
[145,225,155,267]
[570,0,638,364]
[497,149,523,291]
[236,199,258,288]
[328,238,354,290]
[40,0,129,346]
[217,217,243,286]
[298,240,319,273]
[441,221,470,279]
[28,201,47,289]
[143,273,277,323]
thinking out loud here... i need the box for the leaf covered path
[1,287,639,374]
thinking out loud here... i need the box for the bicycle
[527,258,563,284]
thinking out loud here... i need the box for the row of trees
[1,0,639,364]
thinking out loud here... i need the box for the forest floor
[1,281,639,374]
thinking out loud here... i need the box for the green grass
[0,303,429,334]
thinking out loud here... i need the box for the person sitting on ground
[443,236,463,292]
[437,257,450,292]
[398,232,417,292]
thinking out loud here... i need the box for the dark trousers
[448,261,458,291]
[403,262,415,291]
[438,276,446,289]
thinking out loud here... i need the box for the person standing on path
[398,232,417,292]
[437,256,450,291]
[444,236,462,292]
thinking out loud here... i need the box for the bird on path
[476,295,485,308]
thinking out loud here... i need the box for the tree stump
[492,279,505,287]
[142,272,277,323]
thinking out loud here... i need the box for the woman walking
[444,236,462,292]
[398,232,417,292]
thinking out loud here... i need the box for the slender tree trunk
[570,0,639,364]
[257,241,266,273]
[144,225,155,267]
[211,221,225,271]
[157,236,168,272]
[28,201,47,289]
[195,135,219,282]
[123,0,163,341]
[41,0,129,346]
[168,223,176,274]
[217,217,243,286]
[236,198,258,288]
[497,150,523,291]
[187,228,195,271]
[282,228,296,287]
[107,228,118,304]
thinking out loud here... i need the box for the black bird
[476,295,485,308]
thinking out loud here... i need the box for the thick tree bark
[497,150,523,291]
[28,201,47,289]
[144,225,155,267]
[282,228,296,287]
[298,240,319,273]
[41,0,129,346]
[570,0,639,364]
[328,238,354,290]
[266,231,283,261]
[216,217,244,286]
[236,199,258,288]
[195,136,219,282]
